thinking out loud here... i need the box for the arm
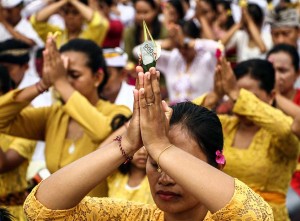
[32,71,143,210]
[220,22,241,46]
[35,0,68,22]
[0,21,35,46]
[194,0,215,40]
[242,8,266,53]
[0,148,25,173]
[275,93,300,118]
[69,0,94,22]
[198,16,215,40]
[0,136,36,173]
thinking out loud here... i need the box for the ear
[94,69,104,88]
[268,89,276,106]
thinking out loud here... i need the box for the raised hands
[124,67,172,159]
[215,57,239,101]
[42,37,68,89]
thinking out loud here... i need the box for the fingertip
[140,88,145,94]
[136,66,143,73]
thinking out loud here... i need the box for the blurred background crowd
[0,0,300,220]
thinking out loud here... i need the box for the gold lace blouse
[24,179,274,220]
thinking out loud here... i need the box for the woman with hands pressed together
[194,57,300,220]
[0,37,131,197]
[30,0,109,48]
[24,66,273,220]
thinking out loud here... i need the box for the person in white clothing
[134,20,219,104]
[0,0,44,47]
[221,2,272,63]
[101,47,135,111]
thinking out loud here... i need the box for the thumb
[162,100,173,122]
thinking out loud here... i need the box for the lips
[156,190,180,201]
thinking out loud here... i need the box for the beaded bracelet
[35,81,48,94]
[113,135,133,164]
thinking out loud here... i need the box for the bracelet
[35,81,48,94]
[157,144,173,173]
[113,135,133,164]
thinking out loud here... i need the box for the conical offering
[139,20,161,72]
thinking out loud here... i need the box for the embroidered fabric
[24,179,273,220]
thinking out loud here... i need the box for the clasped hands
[213,56,239,102]
[122,67,173,161]
[40,37,69,90]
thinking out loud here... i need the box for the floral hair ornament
[215,150,226,165]
[215,40,224,59]
[138,20,161,72]
[47,31,61,40]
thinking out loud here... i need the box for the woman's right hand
[220,57,239,100]
[121,66,145,154]
[42,37,68,88]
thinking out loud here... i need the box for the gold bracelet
[157,144,173,173]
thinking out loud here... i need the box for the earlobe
[95,68,104,87]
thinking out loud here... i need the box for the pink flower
[215,48,222,59]
[216,150,225,165]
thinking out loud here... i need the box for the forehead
[135,1,154,10]
[268,52,293,66]
[168,124,207,161]
[61,51,88,67]
[271,26,298,33]
[237,75,261,91]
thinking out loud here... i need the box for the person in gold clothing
[0,65,36,221]
[23,66,273,221]
[0,38,131,197]
[194,57,300,220]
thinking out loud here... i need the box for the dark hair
[201,0,217,12]
[181,20,201,38]
[59,39,108,94]
[0,208,14,221]
[247,3,264,27]
[234,59,275,94]
[170,102,223,168]
[168,0,185,23]
[0,65,12,93]
[0,39,30,65]
[134,0,161,46]
[216,0,234,30]
[267,43,299,72]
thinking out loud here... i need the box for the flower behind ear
[216,150,226,165]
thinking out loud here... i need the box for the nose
[158,171,176,186]
[276,35,285,44]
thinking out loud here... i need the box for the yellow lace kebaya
[24,179,273,220]
[0,134,36,221]
[108,171,155,205]
[193,89,300,221]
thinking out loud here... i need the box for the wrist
[35,81,49,94]
[228,89,239,102]
[53,77,69,89]
[145,140,171,160]
[114,135,134,164]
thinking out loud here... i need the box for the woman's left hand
[138,67,171,155]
